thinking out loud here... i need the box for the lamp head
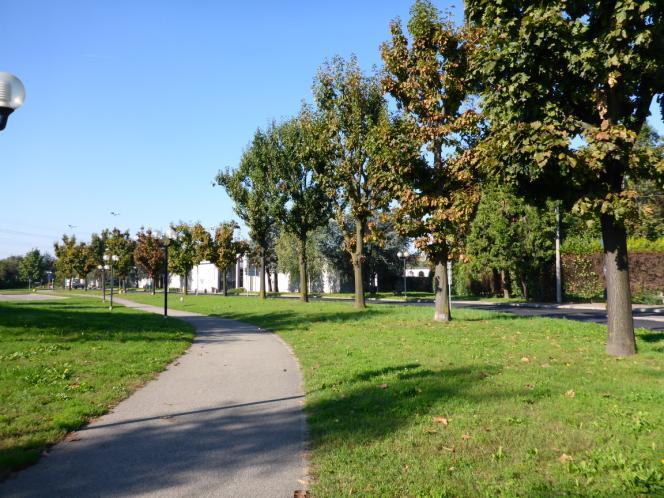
[103,254,109,261]
[112,255,119,262]
[97,265,102,270]
[397,251,403,258]
[104,264,110,270]
[0,72,25,131]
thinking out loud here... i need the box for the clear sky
[1,1,662,258]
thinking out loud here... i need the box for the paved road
[0,293,65,301]
[1,298,308,498]
[450,302,664,331]
[232,294,664,331]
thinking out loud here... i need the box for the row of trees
[217,0,664,356]
[52,223,248,296]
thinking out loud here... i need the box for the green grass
[117,293,664,497]
[0,297,193,477]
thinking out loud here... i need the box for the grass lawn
[0,297,193,477]
[118,293,664,497]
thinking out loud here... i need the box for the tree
[78,242,98,290]
[105,229,136,292]
[133,228,164,295]
[466,187,556,300]
[467,0,664,355]
[0,256,23,289]
[54,235,79,290]
[216,129,280,299]
[271,113,332,302]
[212,221,247,296]
[18,249,44,288]
[314,55,391,308]
[377,0,481,321]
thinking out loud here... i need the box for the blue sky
[1,1,662,258]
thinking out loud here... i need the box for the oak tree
[133,228,164,295]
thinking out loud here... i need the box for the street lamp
[104,254,119,310]
[161,229,175,317]
[0,73,25,131]
[397,250,409,299]
[97,264,109,302]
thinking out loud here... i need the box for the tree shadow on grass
[0,301,193,344]
[639,331,664,343]
[304,363,528,445]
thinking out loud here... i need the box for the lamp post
[397,250,409,299]
[97,264,108,302]
[104,254,119,310]
[0,73,25,131]
[161,230,174,317]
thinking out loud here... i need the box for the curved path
[1,297,308,498]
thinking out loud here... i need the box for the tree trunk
[183,272,188,295]
[259,247,266,299]
[267,269,273,293]
[68,275,72,290]
[519,272,528,300]
[84,277,88,291]
[222,269,228,296]
[491,269,500,296]
[601,213,636,356]
[352,219,365,309]
[433,251,451,322]
[273,268,279,293]
[299,235,309,302]
[501,270,510,299]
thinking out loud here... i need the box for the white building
[139,256,341,294]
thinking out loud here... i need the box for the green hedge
[561,237,664,255]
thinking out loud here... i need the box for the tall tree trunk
[352,219,365,309]
[267,269,273,292]
[68,275,72,290]
[84,277,88,291]
[299,235,309,302]
[433,250,451,322]
[491,269,500,296]
[501,270,510,299]
[273,267,279,293]
[259,247,266,299]
[222,269,228,296]
[601,213,636,356]
[519,272,528,300]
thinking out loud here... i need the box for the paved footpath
[1,297,308,498]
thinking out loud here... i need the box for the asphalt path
[1,297,308,498]
[233,294,664,331]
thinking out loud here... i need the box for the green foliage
[104,228,136,279]
[168,222,212,293]
[562,236,664,254]
[314,55,391,306]
[468,0,664,220]
[0,256,23,289]
[17,249,44,284]
[466,187,555,299]
[133,227,164,280]
[378,0,481,261]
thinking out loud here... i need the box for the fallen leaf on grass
[521,357,530,363]
[461,434,472,441]
[379,383,388,389]
[559,453,573,463]
[565,390,576,398]
[433,416,449,426]
[424,428,438,434]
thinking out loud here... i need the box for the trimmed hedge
[562,252,664,301]
[561,237,664,255]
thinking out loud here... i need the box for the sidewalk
[1,296,308,498]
